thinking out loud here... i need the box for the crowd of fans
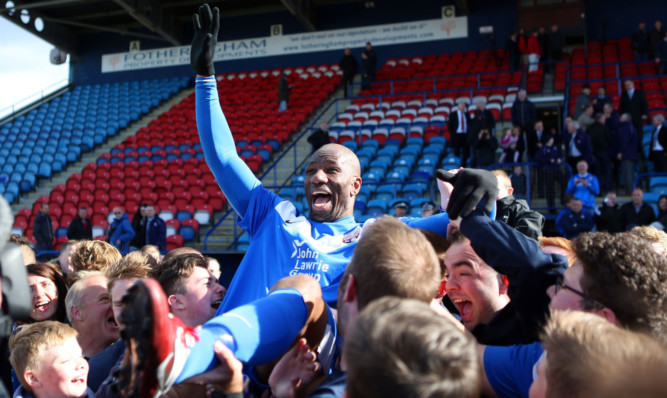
[4,6,667,398]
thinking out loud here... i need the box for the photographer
[474,129,499,168]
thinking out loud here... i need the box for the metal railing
[0,79,71,123]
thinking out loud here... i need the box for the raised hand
[435,168,498,219]
[191,4,220,77]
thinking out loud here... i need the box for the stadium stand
[12,66,341,249]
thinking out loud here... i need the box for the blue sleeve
[588,176,600,196]
[119,220,135,242]
[555,211,566,236]
[484,343,543,398]
[460,210,566,323]
[565,176,575,194]
[401,211,450,237]
[196,77,261,216]
[236,185,284,238]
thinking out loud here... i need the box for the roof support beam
[0,11,77,55]
[112,0,180,45]
[280,0,316,31]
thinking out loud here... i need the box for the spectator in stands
[526,120,547,161]
[25,262,68,324]
[448,101,472,166]
[621,187,656,230]
[339,48,358,97]
[71,240,122,273]
[158,253,225,327]
[594,191,624,233]
[9,321,93,398]
[573,84,592,119]
[511,90,535,158]
[518,27,528,67]
[9,233,37,267]
[345,298,480,398]
[533,311,667,398]
[65,271,119,358]
[510,165,528,198]
[33,202,53,252]
[57,240,77,278]
[603,102,620,145]
[527,29,541,73]
[564,121,595,171]
[632,22,650,61]
[592,86,612,114]
[656,31,667,75]
[130,204,147,250]
[207,256,222,281]
[556,196,595,239]
[107,207,135,255]
[307,122,330,153]
[649,20,665,57]
[506,31,520,71]
[649,113,667,172]
[587,112,613,192]
[499,126,520,163]
[548,24,564,64]
[421,202,435,217]
[474,128,498,168]
[474,101,496,133]
[576,104,595,131]
[492,170,544,239]
[619,79,649,143]
[655,194,667,231]
[614,113,639,194]
[67,206,92,241]
[277,72,291,113]
[566,160,600,211]
[537,27,548,66]
[392,200,408,217]
[360,42,377,91]
[144,205,166,252]
[535,135,564,212]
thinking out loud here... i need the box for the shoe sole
[118,280,158,398]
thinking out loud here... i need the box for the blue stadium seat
[365,199,387,217]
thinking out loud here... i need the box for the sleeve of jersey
[401,211,450,236]
[236,186,283,238]
[484,343,543,398]
[195,76,260,216]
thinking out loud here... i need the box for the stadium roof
[0,0,362,55]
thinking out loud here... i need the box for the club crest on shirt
[342,226,362,244]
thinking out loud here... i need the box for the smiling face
[444,240,509,330]
[177,266,225,327]
[28,274,59,322]
[74,275,119,347]
[27,337,89,398]
[305,144,361,223]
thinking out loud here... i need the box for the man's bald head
[305,144,362,222]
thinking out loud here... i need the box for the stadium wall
[71,0,516,85]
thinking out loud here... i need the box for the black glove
[435,168,498,219]
[191,4,220,77]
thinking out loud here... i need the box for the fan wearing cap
[392,200,409,217]
[422,202,436,217]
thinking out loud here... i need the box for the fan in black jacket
[594,192,624,233]
[492,170,544,240]
[67,207,93,240]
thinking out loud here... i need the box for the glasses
[553,275,605,308]
[114,212,122,215]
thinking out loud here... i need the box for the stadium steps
[10,86,196,216]
[197,83,349,251]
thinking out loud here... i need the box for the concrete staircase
[197,85,349,251]
[10,87,195,215]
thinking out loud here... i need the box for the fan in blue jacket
[565,159,600,211]
[107,207,135,254]
[556,197,595,239]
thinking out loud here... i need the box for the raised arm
[192,5,260,216]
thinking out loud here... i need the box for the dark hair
[158,253,208,296]
[26,262,68,323]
